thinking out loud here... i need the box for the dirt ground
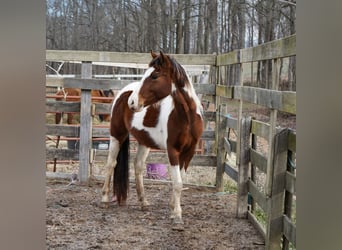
[46,178,265,250]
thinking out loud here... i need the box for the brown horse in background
[55,88,114,124]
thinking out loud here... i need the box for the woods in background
[46,0,296,89]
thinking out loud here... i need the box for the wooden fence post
[78,61,92,183]
[265,58,281,196]
[236,116,251,218]
[265,129,289,250]
[215,104,227,192]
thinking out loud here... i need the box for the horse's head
[128,51,189,112]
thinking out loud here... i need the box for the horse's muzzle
[128,93,144,112]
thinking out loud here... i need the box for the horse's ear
[151,51,158,58]
[159,51,170,66]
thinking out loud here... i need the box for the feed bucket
[146,163,167,180]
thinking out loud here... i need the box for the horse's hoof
[141,204,150,211]
[118,200,127,207]
[171,219,184,231]
[99,201,110,209]
[172,217,184,225]
[141,200,150,210]
[101,194,110,203]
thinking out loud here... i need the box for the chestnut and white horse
[101,51,203,224]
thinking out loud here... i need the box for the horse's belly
[130,125,167,150]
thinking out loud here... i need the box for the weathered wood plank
[265,58,281,198]
[248,179,267,212]
[215,84,234,98]
[281,91,296,114]
[266,129,289,250]
[46,100,80,113]
[47,127,215,141]
[46,148,216,167]
[78,62,92,183]
[46,124,80,137]
[237,116,251,218]
[165,53,217,65]
[93,103,112,114]
[90,128,216,141]
[46,76,131,89]
[147,154,217,167]
[235,86,281,110]
[216,35,296,66]
[240,35,296,63]
[247,211,266,239]
[224,162,238,182]
[216,104,228,191]
[193,83,216,95]
[46,148,78,160]
[46,51,152,64]
[216,50,240,66]
[46,77,64,87]
[283,215,296,247]
[92,150,216,167]
[226,116,238,130]
[251,120,270,140]
[92,127,109,137]
[233,86,296,114]
[250,148,267,173]
[288,129,296,152]
[48,79,214,96]
[285,171,296,194]
[63,78,131,90]
[46,50,216,65]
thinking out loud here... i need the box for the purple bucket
[146,163,167,180]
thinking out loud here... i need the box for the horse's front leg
[169,164,183,224]
[101,136,120,203]
[134,144,150,209]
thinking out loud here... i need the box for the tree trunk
[175,0,183,54]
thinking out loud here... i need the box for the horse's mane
[149,53,203,115]
[149,54,189,89]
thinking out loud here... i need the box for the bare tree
[46,0,296,81]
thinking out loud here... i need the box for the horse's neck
[178,83,203,116]
[172,87,197,118]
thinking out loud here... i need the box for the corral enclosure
[46,35,296,249]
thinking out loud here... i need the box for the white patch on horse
[127,67,155,111]
[131,95,174,149]
[140,67,155,82]
[182,74,203,117]
[111,81,142,114]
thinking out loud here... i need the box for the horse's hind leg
[169,164,183,224]
[101,136,120,203]
[134,144,150,209]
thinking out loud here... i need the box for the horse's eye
[150,73,158,80]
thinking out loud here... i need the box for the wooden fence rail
[46,34,296,250]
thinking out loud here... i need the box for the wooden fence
[214,34,296,250]
[46,34,296,250]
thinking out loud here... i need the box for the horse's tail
[113,136,130,205]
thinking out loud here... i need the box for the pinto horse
[55,88,114,124]
[101,51,203,224]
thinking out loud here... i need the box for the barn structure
[46,35,296,249]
